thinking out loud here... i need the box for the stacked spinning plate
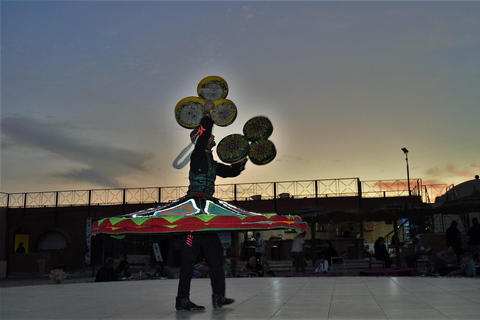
[175,76,237,128]
[217,116,276,165]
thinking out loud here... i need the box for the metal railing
[0,177,425,209]
[361,179,422,198]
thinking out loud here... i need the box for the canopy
[289,205,355,224]
[350,202,434,222]
[92,196,307,235]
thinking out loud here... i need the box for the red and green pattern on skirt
[92,214,307,235]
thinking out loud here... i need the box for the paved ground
[1,275,480,320]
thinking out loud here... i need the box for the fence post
[234,184,237,205]
[273,183,277,212]
[357,178,363,210]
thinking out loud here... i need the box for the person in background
[321,240,339,265]
[151,261,174,279]
[436,246,458,266]
[314,255,329,273]
[374,237,393,268]
[115,260,131,279]
[435,246,458,273]
[242,256,264,277]
[291,231,306,273]
[95,258,118,282]
[16,242,26,253]
[254,232,265,265]
[192,258,209,278]
[405,237,426,268]
[467,218,480,259]
[447,252,476,277]
[446,220,462,262]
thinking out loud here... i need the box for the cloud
[277,155,309,164]
[241,5,254,20]
[425,163,476,181]
[1,115,154,188]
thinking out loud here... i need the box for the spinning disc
[243,116,273,141]
[248,139,276,165]
[210,99,237,127]
[217,134,250,164]
[174,97,205,129]
[197,76,229,101]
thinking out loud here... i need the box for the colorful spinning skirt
[92,196,307,235]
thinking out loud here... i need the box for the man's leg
[202,234,234,308]
[294,252,302,273]
[176,234,205,311]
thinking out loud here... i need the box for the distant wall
[0,208,6,261]
[0,208,6,278]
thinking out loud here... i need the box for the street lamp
[401,147,411,196]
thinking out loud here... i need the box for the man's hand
[236,158,247,172]
[204,100,214,113]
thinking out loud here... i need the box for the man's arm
[190,116,214,173]
[216,159,247,178]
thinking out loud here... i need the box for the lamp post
[401,147,411,196]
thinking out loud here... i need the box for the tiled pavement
[1,276,480,320]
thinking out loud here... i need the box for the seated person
[242,256,264,277]
[435,246,458,271]
[405,237,426,268]
[192,258,209,278]
[321,240,339,264]
[374,237,393,268]
[447,252,476,277]
[115,260,131,279]
[388,235,404,248]
[95,258,118,282]
[151,261,175,279]
[314,255,329,273]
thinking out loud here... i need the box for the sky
[1,0,480,199]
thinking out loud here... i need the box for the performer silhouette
[176,101,247,311]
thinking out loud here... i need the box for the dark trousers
[177,234,225,299]
[376,255,393,268]
[291,252,305,273]
[255,252,263,264]
[405,255,417,268]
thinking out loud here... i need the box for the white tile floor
[1,277,480,320]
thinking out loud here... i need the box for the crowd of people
[95,217,479,284]
[95,258,175,282]
[372,218,479,277]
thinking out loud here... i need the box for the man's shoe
[175,297,205,311]
[212,294,235,309]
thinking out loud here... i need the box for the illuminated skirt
[92,196,307,235]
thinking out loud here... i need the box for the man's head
[206,134,216,150]
[249,256,257,266]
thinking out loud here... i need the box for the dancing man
[176,101,247,311]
